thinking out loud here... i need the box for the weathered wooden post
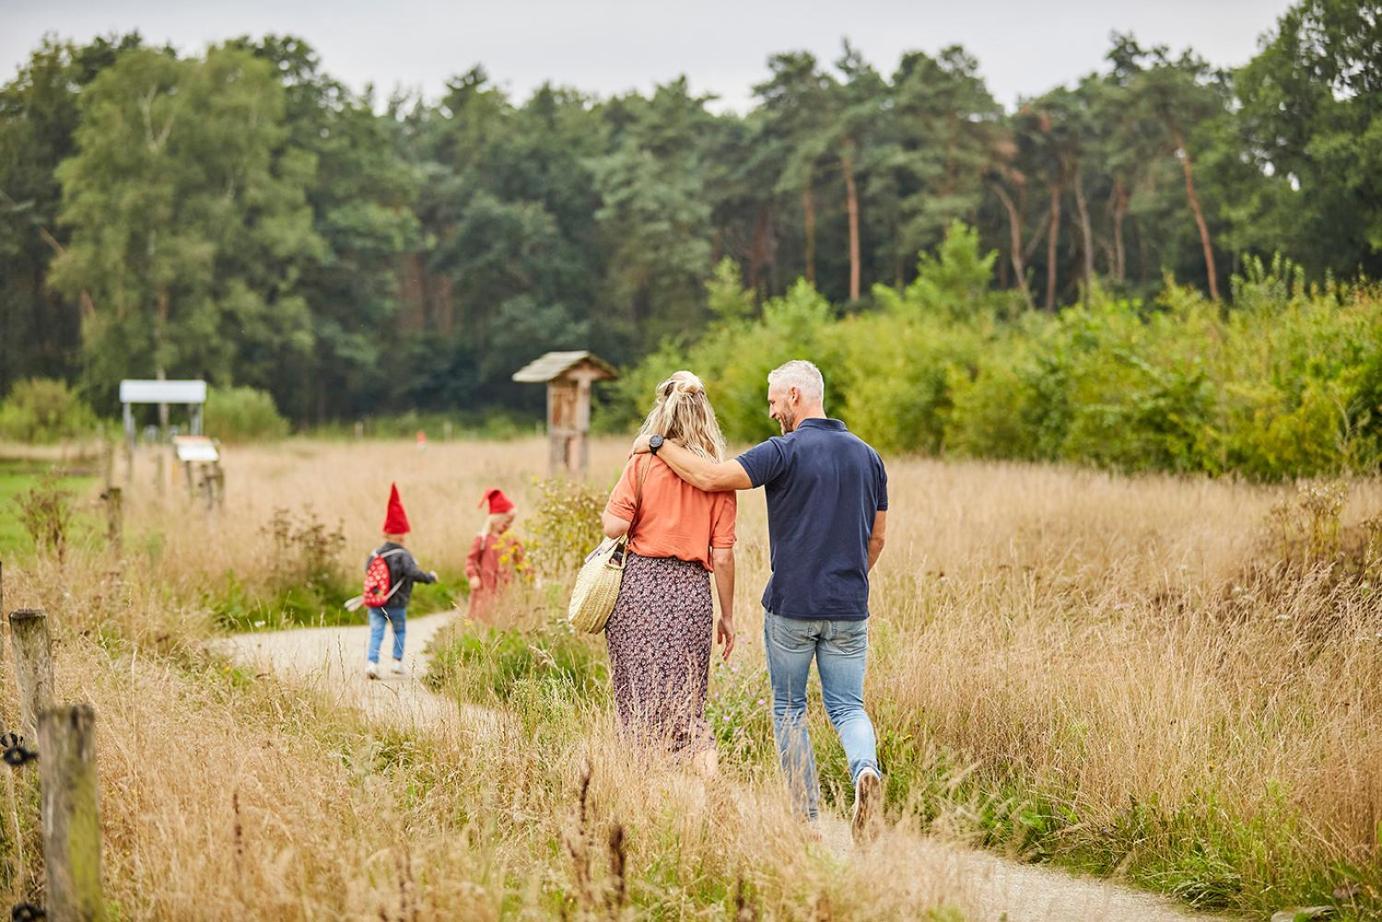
[512,351,618,478]
[38,704,105,920]
[9,609,54,742]
[100,487,122,554]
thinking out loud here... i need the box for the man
[634,359,888,841]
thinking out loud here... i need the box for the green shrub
[527,476,609,579]
[0,378,100,443]
[617,231,1382,480]
[424,618,607,704]
[204,386,289,442]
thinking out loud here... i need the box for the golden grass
[2,437,1379,917]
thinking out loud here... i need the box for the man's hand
[429,571,439,582]
[631,433,652,454]
[717,615,736,660]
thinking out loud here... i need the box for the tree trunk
[991,182,1034,310]
[1110,178,1129,283]
[801,184,816,285]
[841,140,861,302]
[36,225,96,320]
[1045,180,1062,311]
[1171,127,1219,301]
[748,206,774,294]
[1073,163,1094,299]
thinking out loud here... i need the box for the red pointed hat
[479,488,515,515]
[382,483,411,535]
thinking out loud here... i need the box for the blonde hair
[637,371,726,462]
[481,512,515,537]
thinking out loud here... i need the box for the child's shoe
[391,660,405,676]
[366,661,380,680]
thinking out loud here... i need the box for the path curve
[217,615,1212,921]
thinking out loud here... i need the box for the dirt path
[218,615,1212,921]
[215,611,484,729]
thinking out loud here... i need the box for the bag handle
[610,454,652,567]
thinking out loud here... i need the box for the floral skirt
[604,552,713,754]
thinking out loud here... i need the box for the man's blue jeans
[367,607,406,663]
[763,611,879,820]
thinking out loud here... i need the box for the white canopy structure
[119,379,207,445]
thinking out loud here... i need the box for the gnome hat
[382,483,412,535]
[479,488,515,515]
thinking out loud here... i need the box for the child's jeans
[367,606,406,663]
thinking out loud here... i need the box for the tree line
[0,0,1377,424]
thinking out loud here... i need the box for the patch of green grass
[424,617,607,709]
[0,458,100,556]
[208,569,462,632]
[868,719,1382,920]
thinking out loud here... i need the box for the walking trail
[219,613,1213,922]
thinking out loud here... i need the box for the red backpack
[361,547,407,608]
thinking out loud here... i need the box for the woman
[601,371,737,768]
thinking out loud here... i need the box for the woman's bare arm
[711,546,736,659]
[602,511,631,539]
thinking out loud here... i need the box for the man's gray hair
[768,359,825,403]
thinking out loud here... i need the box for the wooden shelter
[512,351,618,477]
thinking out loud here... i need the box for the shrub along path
[218,613,1212,921]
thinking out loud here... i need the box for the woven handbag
[567,455,651,633]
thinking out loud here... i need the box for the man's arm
[633,436,752,492]
[867,510,887,571]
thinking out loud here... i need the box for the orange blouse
[604,455,736,571]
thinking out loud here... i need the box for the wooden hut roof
[511,351,618,383]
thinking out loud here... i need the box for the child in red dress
[465,488,526,623]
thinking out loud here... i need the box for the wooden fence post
[38,704,104,920]
[100,488,123,555]
[9,609,54,742]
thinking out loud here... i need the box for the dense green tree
[0,34,142,397]
[231,35,421,422]
[2,0,1373,427]
[50,45,324,408]
[1237,0,1381,278]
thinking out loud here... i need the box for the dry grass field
[1,436,1379,919]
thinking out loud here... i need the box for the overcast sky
[4,0,1295,112]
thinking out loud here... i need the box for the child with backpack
[465,488,526,623]
[361,483,437,678]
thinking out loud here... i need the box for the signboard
[172,435,219,463]
[119,380,207,405]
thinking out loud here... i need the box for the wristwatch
[648,434,664,455]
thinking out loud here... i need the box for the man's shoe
[391,660,406,676]
[852,767,883,844]
[366,661,380,680]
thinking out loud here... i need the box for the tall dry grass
[2,437,1379,917]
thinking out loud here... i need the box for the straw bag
[567,456,651,633]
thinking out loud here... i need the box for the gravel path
[215,611,478,728]
[218,613,1213,921]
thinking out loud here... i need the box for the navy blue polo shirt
[735,418,888,620]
